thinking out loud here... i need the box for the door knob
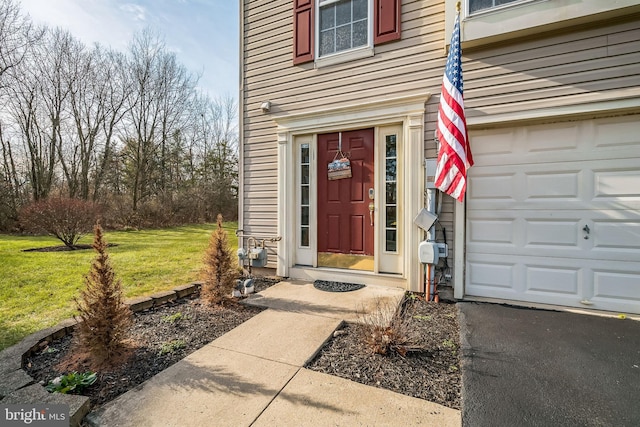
[583,224,590,240]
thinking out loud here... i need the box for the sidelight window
[300,143,310,247]
[384,134,397,252]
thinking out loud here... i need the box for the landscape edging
[0,281,203,427]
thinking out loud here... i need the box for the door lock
[583,224,590,240]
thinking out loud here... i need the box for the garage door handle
[583,224,590,239]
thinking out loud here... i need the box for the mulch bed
[24,280,461,415]
[24,277,279,410]
[306,297,461,409]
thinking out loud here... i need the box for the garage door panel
[467,173,517,201]
[593,169,640,199]
[593,269,640,307]
[526,265,580,295]
[593,220,640,249]
[470,129,514,157]
[590,211,640,261]
[526,171,580,199]
[467,253,583,307]
[525,220,579,247]
[525,123,580,153]
[467,260,516,289]
[593,115,640,149]
[468,212,580,255]
[466,115,640,314]
[469,210,639,262]
[468,218,516,245]
[469,159,640,211]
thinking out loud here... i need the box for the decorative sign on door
[327,132,352,180]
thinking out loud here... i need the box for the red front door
[317,128,374,256]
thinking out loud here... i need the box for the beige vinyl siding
[241,0,639,272]
[241,0,449,259]
[463,19,640,119]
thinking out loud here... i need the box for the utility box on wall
[249,247,267,267]
[418,241,439,265]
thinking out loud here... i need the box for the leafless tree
[121,28,198,212]
[0,0,43,223]
[7,48,55,201]
[93,50,133,201]
[198,94,238,219]
[0,0,43,88]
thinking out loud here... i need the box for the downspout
[429,131,439,286]
[426,188,437,300]
[237,0,245,249]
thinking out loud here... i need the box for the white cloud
[119,3,147,22]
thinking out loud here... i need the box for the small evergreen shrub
[201,214,237,306]
[75,223,131,364]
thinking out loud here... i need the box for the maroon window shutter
[374,0,401,45]
[293,0,314,64]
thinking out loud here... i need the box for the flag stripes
[435,13,473,202]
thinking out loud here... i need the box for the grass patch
[0,223,237,351]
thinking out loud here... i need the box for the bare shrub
[19,197,101,247]
[360,295,423,357]
[75,223,131,364]
[201,214,237,306]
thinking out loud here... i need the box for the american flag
[435,13,473,202]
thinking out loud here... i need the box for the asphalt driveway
[459,302,640,427]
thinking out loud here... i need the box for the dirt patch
[23,243,118,252]
[306,297,461,409]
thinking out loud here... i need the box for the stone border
[0,281,202,427]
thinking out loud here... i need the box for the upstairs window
[319,0,369,57]
[293,0,401,65]
[469,0,526,14]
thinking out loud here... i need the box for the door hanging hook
[338,131,342,152]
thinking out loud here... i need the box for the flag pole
[456,1,461,14]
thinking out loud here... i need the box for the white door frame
[273,93,430,290]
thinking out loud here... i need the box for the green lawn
[0,223,238,351]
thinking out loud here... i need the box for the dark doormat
[313,280,366,292]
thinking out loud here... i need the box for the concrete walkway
[86,281,461,426]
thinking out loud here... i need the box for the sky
[18,0,239,99]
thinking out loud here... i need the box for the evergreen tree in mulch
[201,214,237,306]
[75,223,131,364]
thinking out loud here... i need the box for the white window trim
[446,0,640,49]
[466,0,536,17]
[315,0,374,68]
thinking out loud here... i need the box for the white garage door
[466,115,640,314]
